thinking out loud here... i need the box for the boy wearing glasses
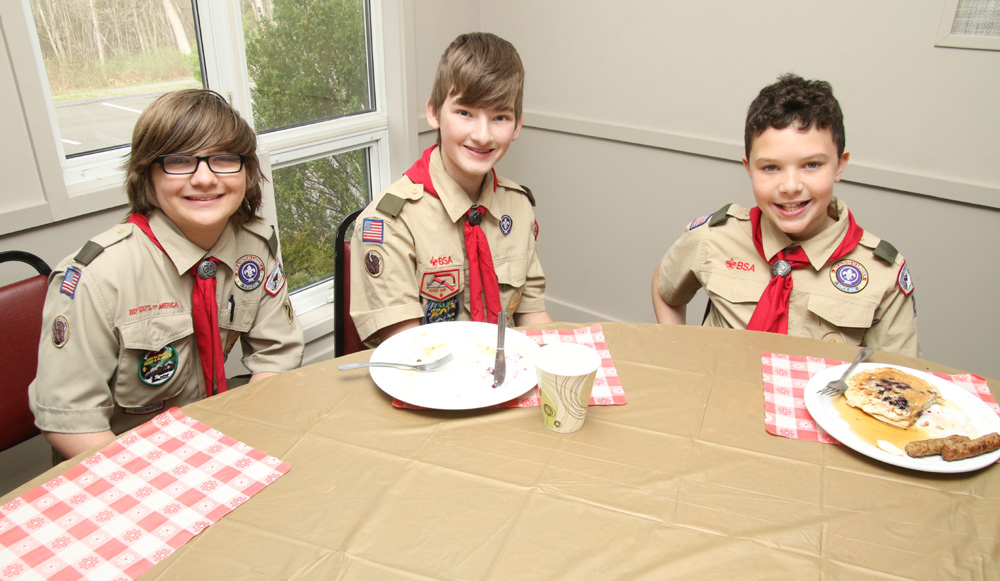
[30,89,304,459]
[350,32,551,345]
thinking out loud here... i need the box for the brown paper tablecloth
[5,323,999,579]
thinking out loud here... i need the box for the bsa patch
[689,214,711,230]
[508,291,521,314]
[425,296,460,324]
[500,214,513,236]
[830,259,869,293]
[60,267,81,298]
[361,218,384,243]
[234,255,264,291]
[532,220,539,240]
[264,262,286,296]
[365,250,384,277]
[52,314,70,348]
[139,344,178,386]
[420,268,461,300]
[283,299,295,324]
[897,262,914,296]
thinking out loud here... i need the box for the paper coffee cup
[535,343,601,433]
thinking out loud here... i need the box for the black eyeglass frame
[154,154,247,175]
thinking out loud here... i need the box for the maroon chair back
[0,271,48,451]
[334,209,365,357]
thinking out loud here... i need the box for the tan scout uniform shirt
[350,147,546,345]
[656,199,919,357]
[29,210,304,435]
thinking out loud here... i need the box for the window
[3,0,395,318]
[936,0,1000,51]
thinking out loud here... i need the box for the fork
[818,347,875,396]
[338,353,454,372]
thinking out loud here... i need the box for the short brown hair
[744,73,846,159]
[429,32,524,122]
[124,89,264,225]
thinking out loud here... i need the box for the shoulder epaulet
[872,239,899,264]
[708,204,734,227]
[376,193,406,218]
[497,177,536,207]
[74,223,134,266]
[519,184,536,207]
[243,220,279,257]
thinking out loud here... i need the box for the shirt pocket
[220,299,258,333]
[495,257,527,291]
[114,314,197,408]
[703,273,767,306]
[807,294,877,329]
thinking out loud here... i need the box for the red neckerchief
[128,213,227,397]
[405,146,501,323]
[746,207,864,334]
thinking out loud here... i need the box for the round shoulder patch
[365,249,384,277]
[830,259,869,293]
[52,314,70,348]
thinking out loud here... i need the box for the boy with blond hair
[652,74,918,356]
[351,32,551,344]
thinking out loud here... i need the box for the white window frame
[1,0,398,320]
[936,0,1000,51]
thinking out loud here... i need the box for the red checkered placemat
[394,323,626,408]
[762,352,1000,444]
[0,408,289,580]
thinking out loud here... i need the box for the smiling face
[426,94,522,200]
[743,125,850,242]
[152,152,247,250]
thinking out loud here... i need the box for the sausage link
[941,432,1000,462]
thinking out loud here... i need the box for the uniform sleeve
[862,261,920,358]
[515,217,547,313]
[28,266,119,433]
[656,227,706,307]
[349,209,425,344]
[240,256,304,373]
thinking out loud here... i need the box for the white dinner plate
[368,321,539,410]
[804,363,1000,473]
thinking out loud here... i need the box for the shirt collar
[424,147,498,223]
[148,210,239,275]
[760,198,849,270]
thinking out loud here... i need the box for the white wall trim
[522,111,1000,211]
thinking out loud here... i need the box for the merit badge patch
[689,214,711,230]
[264,262,286,296]
[500,214,513,236]
[365,249,384,277]
[420,268,461,300]
[425,296,460,324]
[138,344,178,386]
[362,218,384,243]
[52,314,70,348]
[235,255,264,291]
[830,259,869,294]
[897,262,914,296]
[60,267,81,298]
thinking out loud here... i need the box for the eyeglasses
[155,154,246,175]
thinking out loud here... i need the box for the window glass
[242,0,374,133]
[272,149,370,292]
[29,0,203,157]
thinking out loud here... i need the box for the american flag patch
[60,267,81,298]
[362,218,384,243]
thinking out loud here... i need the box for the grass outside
[45,48,202,101]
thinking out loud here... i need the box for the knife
[494,310,506,386]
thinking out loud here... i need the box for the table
[4,323,999,579]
